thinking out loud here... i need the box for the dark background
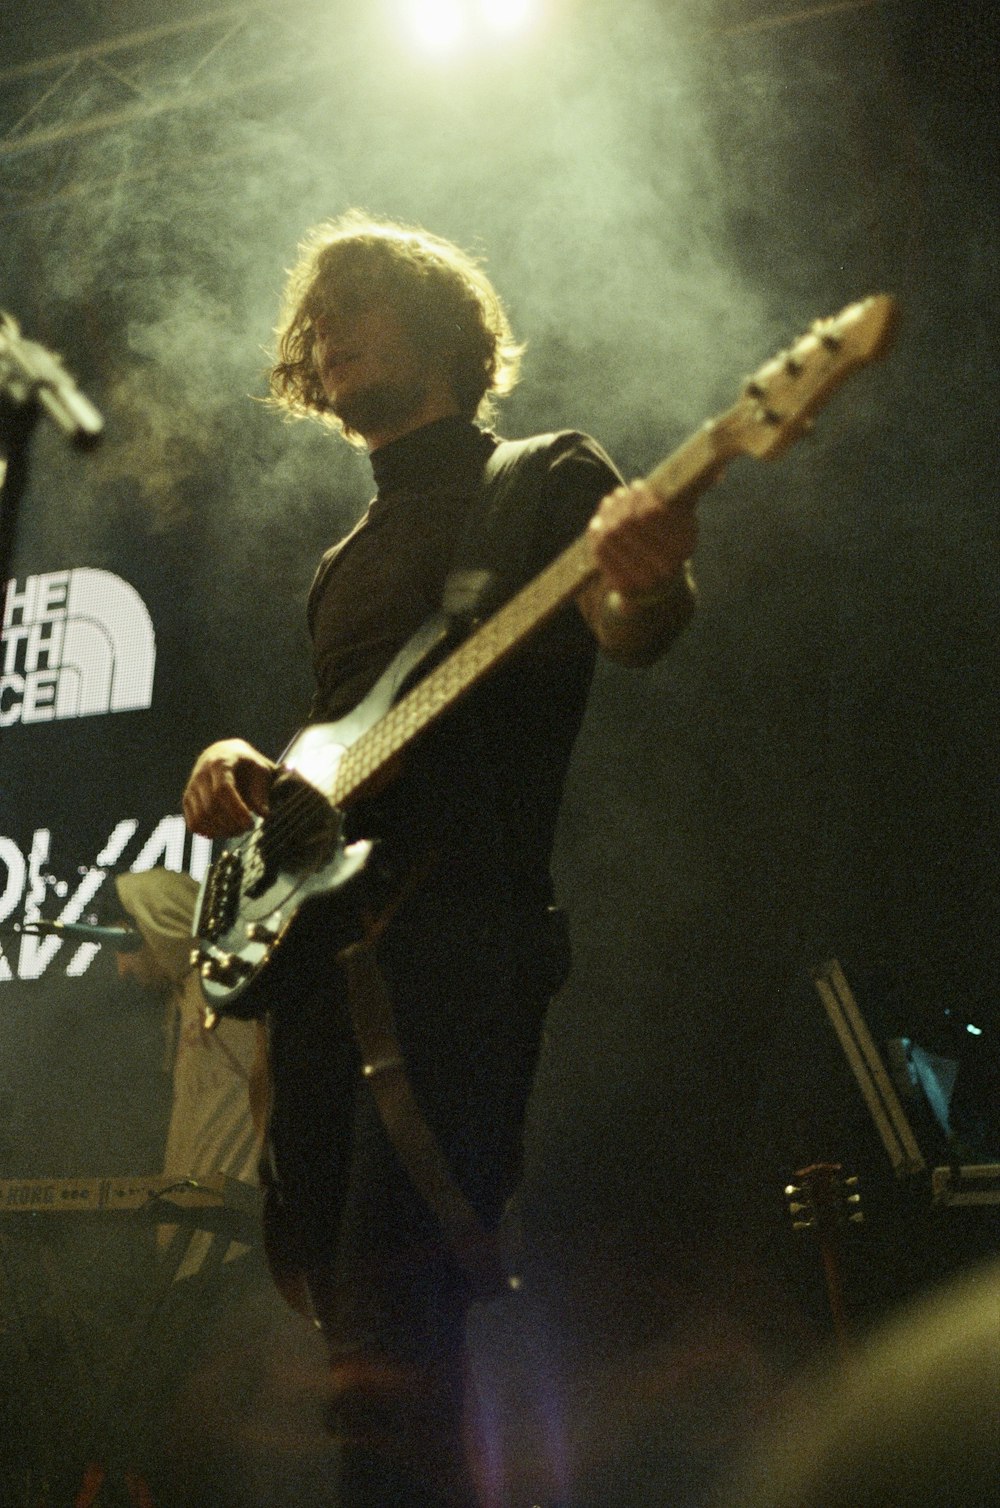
[1,2,997,1504]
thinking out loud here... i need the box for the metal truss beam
[1,0,883,220]
[0,4,267,84]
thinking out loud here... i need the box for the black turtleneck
[303,414,620,905]
[368,413,495,499]
[308,416,498,722]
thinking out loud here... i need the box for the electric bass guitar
[192,294,900,1022]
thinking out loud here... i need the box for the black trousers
[263,896,555,1508]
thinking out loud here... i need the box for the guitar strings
[214,535,593,908]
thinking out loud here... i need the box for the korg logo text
[1,569,156,726]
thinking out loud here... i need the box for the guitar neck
[329,421,728,808]
[325,292,900,808]
[645,418,724,499]
[330,531,595,806]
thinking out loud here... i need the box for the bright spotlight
[481,0,534,35]
[407,0,467,52]
[400,0,537,56]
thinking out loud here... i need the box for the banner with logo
[1,565,209,986]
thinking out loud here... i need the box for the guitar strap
[337,434,561,1298]
[340,927,512,1300]
[441,432,563,624]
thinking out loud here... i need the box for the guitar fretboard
[330,532,597,805]
[318,293,898,810]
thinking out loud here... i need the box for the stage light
[481,0,533,35]
[407,0,468,52]
[400,0,537,56]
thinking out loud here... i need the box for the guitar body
[194,613,452,1019]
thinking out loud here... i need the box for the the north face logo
[1,568,156,725]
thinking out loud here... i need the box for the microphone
[15,919,144,952]
[0,312,104,447]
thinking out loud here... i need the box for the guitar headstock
[721,293,900,461]
[785,1161,864,1238]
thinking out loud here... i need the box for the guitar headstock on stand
[786,1161,864,1238]
[785,1161,864,1355]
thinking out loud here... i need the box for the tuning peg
[849,1211,865,1224]
[784,1183,802,1198]
[810,317,843,352]
[742,377,783,427]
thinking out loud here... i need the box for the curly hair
[268,211,523,439]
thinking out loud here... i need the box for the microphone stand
[0,313,104,628]
[0,393,37,635]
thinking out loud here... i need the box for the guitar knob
[200,952,253,986]
[246,921,279,945]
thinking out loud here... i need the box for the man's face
[310,295,442,445]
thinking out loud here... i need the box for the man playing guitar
[182,211,700,1508]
